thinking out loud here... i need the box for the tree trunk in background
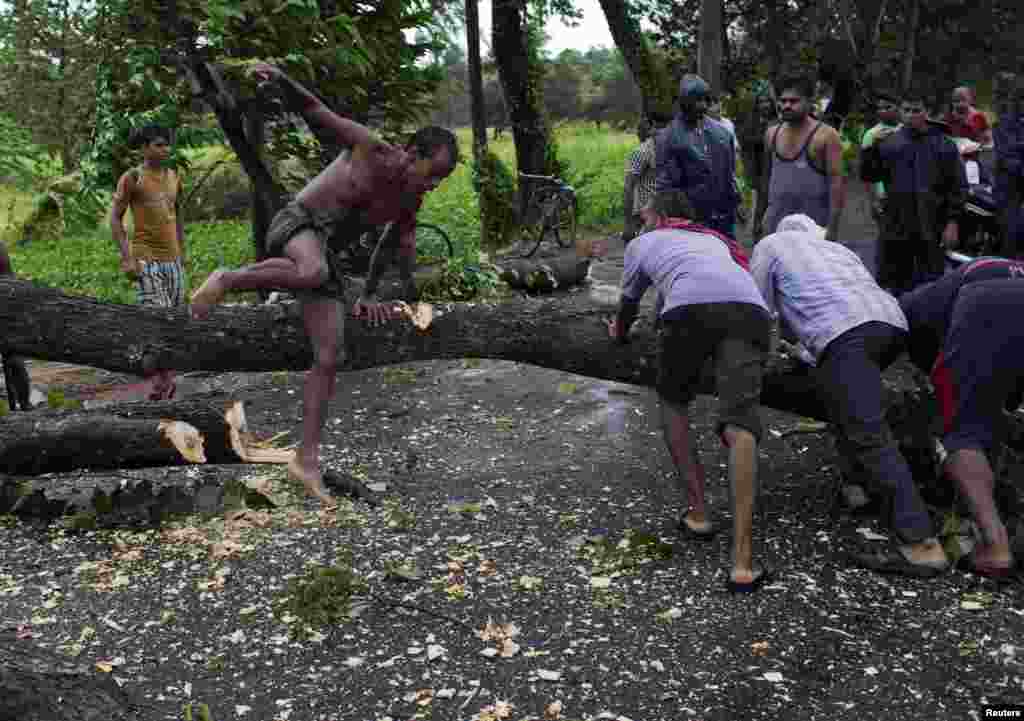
[596,0,676,119]
[901,0,921,94]
[176,59,286,260]
[698,0,723,93]
[466,0,488,158]
[491,0,551,214]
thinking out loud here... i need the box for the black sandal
[678,512,718,541]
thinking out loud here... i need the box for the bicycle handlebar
[518,172,562,182]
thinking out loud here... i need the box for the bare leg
[288,295,343,507]
[191,231,328,318]
[945,448,1013,569]
[660,398,710,531]
[146,369,177,400]
[2,354,31,410]
[723,424,758,584]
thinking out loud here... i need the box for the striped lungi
[137,258,186,307]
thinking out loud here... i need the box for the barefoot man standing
[190,63,458,505]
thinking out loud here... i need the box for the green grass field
[3,123,638,302]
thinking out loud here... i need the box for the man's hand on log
[353,298,402,326]
[605,316,628,344]
[249,62,283,84]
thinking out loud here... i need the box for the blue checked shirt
[750,225,907,366]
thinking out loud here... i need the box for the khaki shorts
[658,302,771,441]
[265,201,350,298]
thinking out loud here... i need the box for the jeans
[814,321,934,542]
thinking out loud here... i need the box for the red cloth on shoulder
[656,218,750,271]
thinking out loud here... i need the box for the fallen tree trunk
[0,394,292,475]
[4,276,1022,458]
[0,633,139,721]
[0,276,819,413]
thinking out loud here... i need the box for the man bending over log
[607,190,774,593]
[750,214,949,578]
[190,63,458,505]
[900,256,1024,577]
[0,239,31,410]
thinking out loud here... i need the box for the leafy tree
[0,0,99,173]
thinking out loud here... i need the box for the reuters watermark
[983,706,1024,719]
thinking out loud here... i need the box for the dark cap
[679,74,710,99]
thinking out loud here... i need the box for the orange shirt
[114,166,182,261]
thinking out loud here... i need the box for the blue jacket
[655,114,739,221]
[861,125,966,237]
[994,113,1024,207]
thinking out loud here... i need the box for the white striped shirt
[750,228,907,365]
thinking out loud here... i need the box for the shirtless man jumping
[190,62,458,505]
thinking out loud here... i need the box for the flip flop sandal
[678,512,718,541]
[850,549,948,578]
[322,469,382,507]
[726,565,777,594]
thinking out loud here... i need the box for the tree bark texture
[901,0,921,94]
[0,393,243,475]
[491,0,551,214]
[0,633,139,721]
[0,277,861,422]
[698,0,724,94]
[596,0,675,119]
[497,256,591,292]
[465,0,488,159]
[1,463,380,522]
[8,275,1024,458]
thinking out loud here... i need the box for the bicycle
[350,221,454,273]
[517,172,578,258]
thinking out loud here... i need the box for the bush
[180,152,253,222]
[10,219,253,304]
[472,150,517,251]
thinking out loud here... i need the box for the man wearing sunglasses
[861,91,967,293]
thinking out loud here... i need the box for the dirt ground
[2,186,1023,721]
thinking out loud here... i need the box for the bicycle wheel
[552,191,578,249]
[415,223,454,265]
[520,187,557,258]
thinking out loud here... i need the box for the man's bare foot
[190,269,228,319]
[726,564,775,593]
[681,509,712,533]
[288,456,337,508]
[963,542,1014,577]
[899,538,949,570]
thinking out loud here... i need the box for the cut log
[0,393,295,475]
[0,412,206,475]
[0,633,138,721]
[496,256,591,292]
[0,464,379,522]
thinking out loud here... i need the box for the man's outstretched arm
[252,63,378,149]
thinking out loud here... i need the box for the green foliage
[8,123,635,302]
[419,259,503,302]
[46,388,82,410]
[472,150,517,250]
[10,218,253,303]
[274,552,367,637]
[0,116,41,188]
[182,702,214,721]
